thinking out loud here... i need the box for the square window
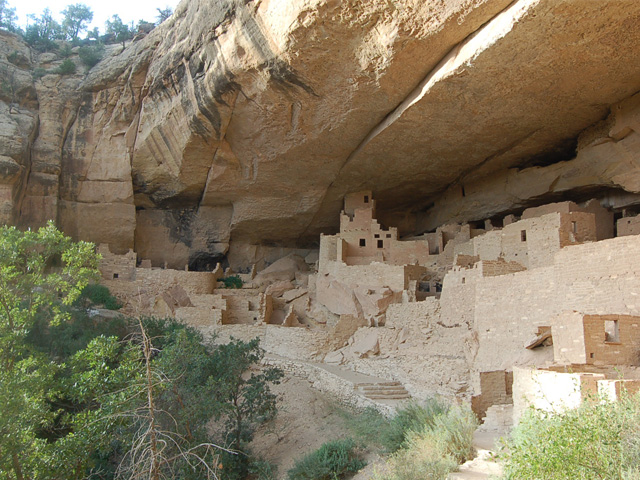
[521,230,527,242]
[377,240,383,248]
[113,273,119,279]
[386,234,391,238]
[359,238,366,247]
[374,234,380,238]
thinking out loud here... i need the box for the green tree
[105,14,132,50]
[86,26,100,41]
[207,337,283,479]
[0,0,18,32]
[25,8,62,49]
[0,222,101,478]
[61,3,93,41]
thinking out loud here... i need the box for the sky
[13,0,182,33]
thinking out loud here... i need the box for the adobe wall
[440,266,480,328]
[523,199,613,241]
[617,215,640,237]
[340,299,471,400]
[481,259,527,277]
[598,379,640,402]
[319,234,338,272]
[471,371,513,419]
[344,191,374,218]
[558,211,597,247]
[582,314,640,366]
[210,324,330,362]
[457,211,597,270]
[319,260,408,292]
[472,266,557,379]
[136,268,217,295]
[551,311,588,364]
[512,367,604,425]
[456,235,640,394]
[98,244,136,280]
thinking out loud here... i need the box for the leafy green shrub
[500,394,640,480]
[77,283,121,310]
[288,438,366,480]
[339,406,389,449]
[378,404,477,480]
[55,58,76,75]
[382,399,449,453]
[32,68,48,79]
[249,459,278,480]
[58,43,72,58]
[78,44,104,68]
[222,275,243,289]
[6,51,19,64]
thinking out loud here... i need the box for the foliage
[61,3,93,41]
[207,337,284,479]
[27,309,127,359]
[76,283,121,310]
[337,405,390,450]
[105,14,132,49]
[0,225,282,480]
[0,63,17,104]
[500,394,640,480]
[249,458,279,480]
[288,438,366,480]
[58,42,72,58]
[55,58,77,75]
[222,275,243,289]
[32,67,48,79]
[0,223,109,479]
[376,404,477,480]
[0,0,18,33]
[156,7,173,24]
[25,8,62,50]
[381,399,449,453]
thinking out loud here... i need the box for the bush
[338,406,389,449]
[288,438,366,480]
[249,459,278,480]
[222,275,243,289]
[58,43,72,58]
[55,58,76,75]
[382,399,449,453]
[378,404,477,480]
[32,68,48,79]
[77,283,121,310]
[78,44,104,68]
[500,394,640,480]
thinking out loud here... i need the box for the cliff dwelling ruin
[3,0,640,461]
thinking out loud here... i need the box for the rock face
[2,0,640,265]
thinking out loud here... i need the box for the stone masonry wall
[618,215,640,237]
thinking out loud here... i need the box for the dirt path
[448,430,505,480]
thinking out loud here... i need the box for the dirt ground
[249,372,366,478]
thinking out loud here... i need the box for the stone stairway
[264,354,411,413]
[355,381,411,400]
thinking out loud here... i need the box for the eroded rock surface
[2,0,640,265]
